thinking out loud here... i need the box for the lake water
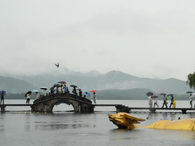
[0,100,195,146]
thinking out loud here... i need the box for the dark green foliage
[186,72,195,90]
[96,88,189,100]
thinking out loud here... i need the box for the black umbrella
[70,85,77,88]
[186,91,193,94]
[151,95,158,98]
[50,86,54,90]
[146,92,153,96]
[167,94,174,96]
[50,84,60,90]
[53,84,60,87]
[159,93,167,97]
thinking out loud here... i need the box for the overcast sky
[0,0,195,81]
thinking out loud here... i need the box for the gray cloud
[0,0,195,80]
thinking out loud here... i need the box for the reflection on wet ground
[1,100,195,146]
[34,123,93,131]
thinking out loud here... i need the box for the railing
[127,107,195,114]
[93,104,195,114]
[33,93,92,105]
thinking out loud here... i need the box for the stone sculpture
[109,113,195,131]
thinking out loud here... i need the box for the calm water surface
[0,100,195,146]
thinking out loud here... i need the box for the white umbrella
[40,87,47,90]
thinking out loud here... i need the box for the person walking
[148,95,153,108]
[53,86,57,94]
[85,92,89,99]
[93,92,97,104]
[0,91,5,104]
[63,84,67,93]
[153,96,159,108]
[58,85,63,93]
[162,95,168,108]
[43,89,47,96]
[26,93,31,104]
[169,95,174,108]
[172,99,176,108]
[35,92,39,100]
[189,93,193,108]
[61,84,64,93]
[78,90,82,97]
[72,88,77,95]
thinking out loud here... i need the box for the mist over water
[0,100,195,146]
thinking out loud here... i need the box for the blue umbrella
[84,91,90,96]
[0,90,6,95]
[32,90,39,93]
[50,84,60,90]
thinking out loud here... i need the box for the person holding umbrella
[148,95,153,108]
[35,92,39,100]
[153,96,159,108]
[77,89,82,97]
[160,93,168,108]
[146,92,153,108]
[93,92,97,104]
[64,84,69,93]
[70,85,77,96]
[85,91,90,99]
[32,90,39,100]
[186,91,194,108]
[58,84,63,93]
[189,93,193,108]
[0,90,5,104]
[25,91,31,104]
[43,89,47,96]
[90,90,97,104]
[172,98,176,108]
[168,94,174,108]
[40,87,47,96]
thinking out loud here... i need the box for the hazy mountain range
[0,68,192,99]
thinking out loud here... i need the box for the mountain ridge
[0,69,191,94]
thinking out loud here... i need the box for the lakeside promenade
[1,103,195,114]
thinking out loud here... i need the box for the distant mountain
[0,76,38,93]
[0,69,191,95]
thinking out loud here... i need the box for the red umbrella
[25,91,32,97]
[90,90,97,93]
[58,81,66,84]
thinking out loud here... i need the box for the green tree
[186,72,195,90]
